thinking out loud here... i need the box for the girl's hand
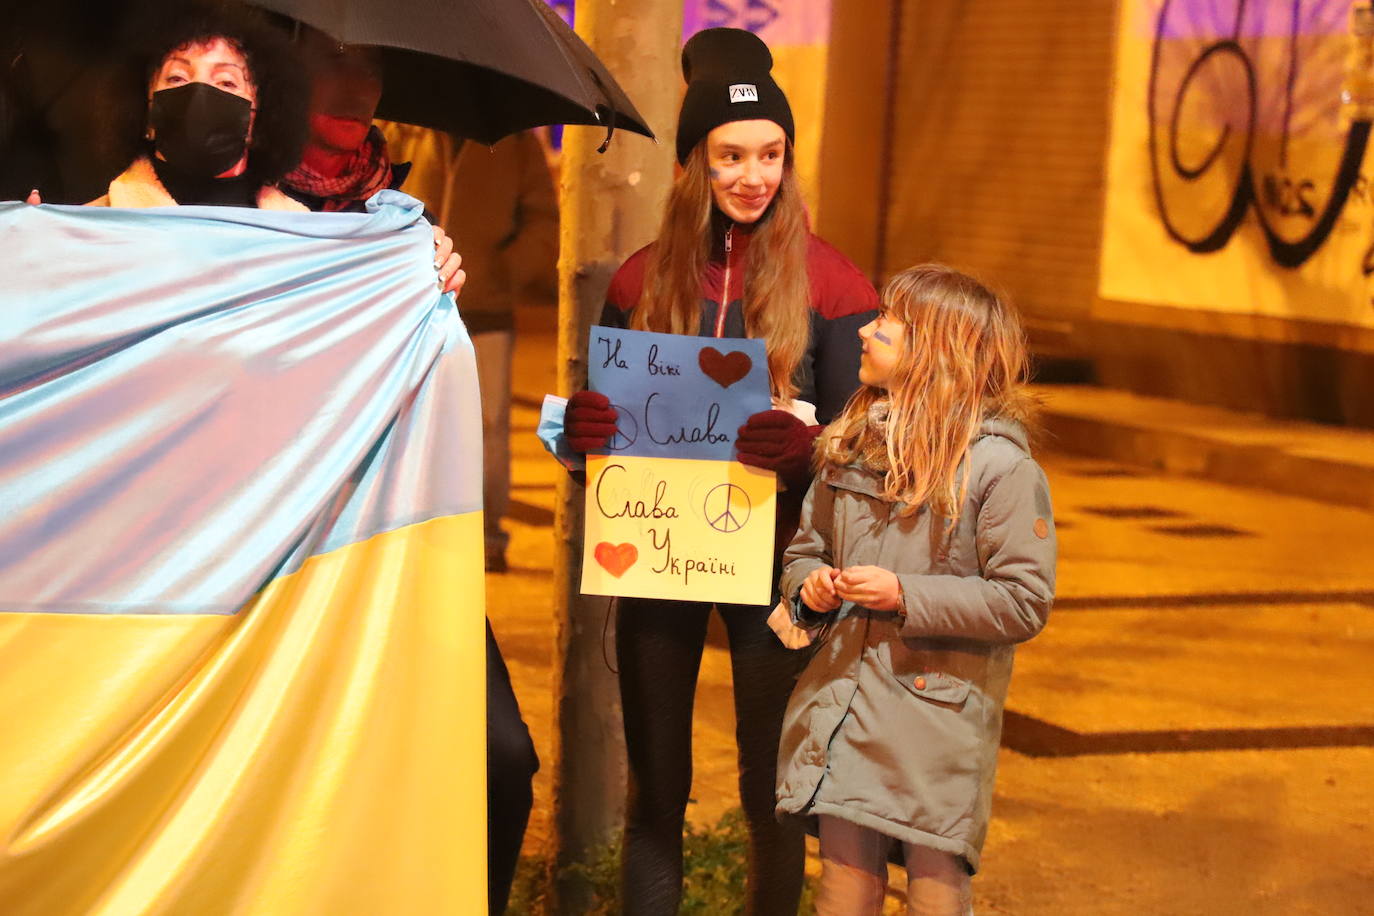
[25,189,41,205]
[564,390,618,452]
[433,225,466,296]
[735,410,817,489]
[834,565,903,612]
[800,565,842,613]
[767,602,814,650]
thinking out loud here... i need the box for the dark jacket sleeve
[810,309,875,424]
[598,300,629,330]
[802,239,879,424]
[598,245,650,331]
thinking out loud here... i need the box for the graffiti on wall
[1102,0,1374,327]
[684,0,782,35]
[1148,0,1370,268]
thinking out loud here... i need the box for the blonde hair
[819,264,1033,520]
[632,142,812,400]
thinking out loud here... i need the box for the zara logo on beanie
[729,83,759,103]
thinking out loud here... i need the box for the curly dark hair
[118,0,308,185]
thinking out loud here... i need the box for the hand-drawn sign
[587,326,769,462]
[704,482,751,532]
[581,456,776,604]
[583,328,775,603]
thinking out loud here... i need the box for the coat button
[914,676,927,690]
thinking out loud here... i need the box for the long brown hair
[633,142,812,400]
[819,264,1034,520]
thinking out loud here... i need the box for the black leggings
[487,619,539,915]
[616,597,810,915]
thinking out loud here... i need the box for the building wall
[818,0,1374,427]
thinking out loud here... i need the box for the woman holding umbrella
[563,27,879,915]
[279,30,541,915]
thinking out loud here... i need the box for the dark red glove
[735,410,821,489]
[565,390,619,452]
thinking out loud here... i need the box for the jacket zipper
[714,224,733,338]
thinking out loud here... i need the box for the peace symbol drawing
[606,405,639,451]
[703,482,751,533]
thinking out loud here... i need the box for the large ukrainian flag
[0,192,485,914]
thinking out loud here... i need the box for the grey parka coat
[774,417,1056,872]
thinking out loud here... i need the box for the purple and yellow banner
[1101,0,1374,328]
[0,192,485,913]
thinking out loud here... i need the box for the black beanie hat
[675,28,795,164]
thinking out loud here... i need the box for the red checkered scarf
[282,125,394,211]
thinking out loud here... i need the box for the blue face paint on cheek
[709,168,720,181]
[873,329,894,346]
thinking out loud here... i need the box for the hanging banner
[1100,0,1374,328]
[580,326,776,605]
[0,193,485,914]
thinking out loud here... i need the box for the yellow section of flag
[0,512,485,916]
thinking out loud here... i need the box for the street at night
[7,1,1374,910]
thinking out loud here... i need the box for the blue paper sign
[587,326,770,461]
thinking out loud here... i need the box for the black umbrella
[249,0,655,147]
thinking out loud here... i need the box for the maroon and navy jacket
[600,219,879,427]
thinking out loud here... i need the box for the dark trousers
[616,597,810,916]
[487,619,539,915]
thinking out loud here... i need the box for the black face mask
[148,82,253,178]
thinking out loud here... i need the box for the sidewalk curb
[1038,402,1374,513]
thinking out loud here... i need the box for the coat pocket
[876,640,973,707]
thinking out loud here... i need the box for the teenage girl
[769,264,1057,915]
[563,27,878,915]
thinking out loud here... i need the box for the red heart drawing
[594,542,639,578]
[698,347,753,388]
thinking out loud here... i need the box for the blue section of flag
[0,192,481,615]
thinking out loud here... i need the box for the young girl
[769,264,1057,915]
[562,27,878,915]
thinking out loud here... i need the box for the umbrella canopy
[250,0,655,146]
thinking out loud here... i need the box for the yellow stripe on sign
[0,512,485,916]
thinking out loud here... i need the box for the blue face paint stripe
[873,329,893,346]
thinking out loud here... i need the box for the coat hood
[821,414,1032,499]
[976,415,1031,455]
